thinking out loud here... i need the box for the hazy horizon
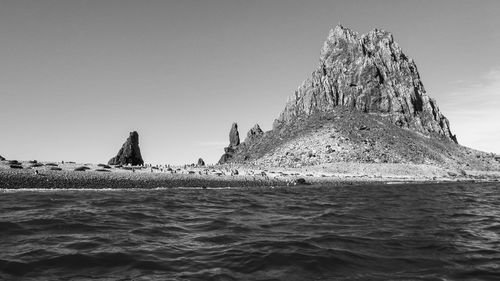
[1,0,499,164]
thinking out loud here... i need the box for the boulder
[294,178,310,185]
[197,158,205,166]
[218,153,233,165]
[108,131,144,166]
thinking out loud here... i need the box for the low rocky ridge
[230,109,499,173]
[220,25,499,174]
[108,131,144,166]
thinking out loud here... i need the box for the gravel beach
[1,160,498,189]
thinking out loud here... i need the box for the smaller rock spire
[245,124,264,142]
[229,123,240,147]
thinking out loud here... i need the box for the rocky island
[1,25,499,189]
[218,25,499,178]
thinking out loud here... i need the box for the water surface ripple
[1,183,499,280]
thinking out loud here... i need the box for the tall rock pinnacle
[229,122,240,147]
[218,123,240,164]
[273,25,456,142]
[108,131,144,166]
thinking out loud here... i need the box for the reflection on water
[1,183,499,280]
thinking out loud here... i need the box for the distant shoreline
[1,160,498,189]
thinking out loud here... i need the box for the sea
[1,183,499,281]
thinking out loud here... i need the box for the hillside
[232,109,499,173]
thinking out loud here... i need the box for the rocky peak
[274,25,456,143]
[108,131,144,166]
[320,24,359,61]
[245,124,264,142]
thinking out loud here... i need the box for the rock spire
[108,131,144,166]
[218,123,240,164]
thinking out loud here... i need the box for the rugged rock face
[218,123,240,164]
[245,124,264,143]
[197,158,205,166]
[108,131,144,166]
[273,25,456,142]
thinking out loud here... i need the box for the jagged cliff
[218,25,499,172]
[273,25,456,142]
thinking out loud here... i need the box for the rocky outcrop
[245,124,264,143]
[108,131,144,166]
[218,123,240,164]
[0,155,5,161]
[197,158,205,166]
[273,25,456,143]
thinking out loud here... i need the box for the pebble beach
[1,160,498,189]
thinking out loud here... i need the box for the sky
[1,0,499,164]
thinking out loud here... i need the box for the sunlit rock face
[273,25,456,143]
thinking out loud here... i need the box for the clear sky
[1,0,499,164]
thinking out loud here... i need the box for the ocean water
[1,183,499,281]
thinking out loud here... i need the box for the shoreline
[1,160,498,189]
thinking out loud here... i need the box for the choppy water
[1,183,500,280]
